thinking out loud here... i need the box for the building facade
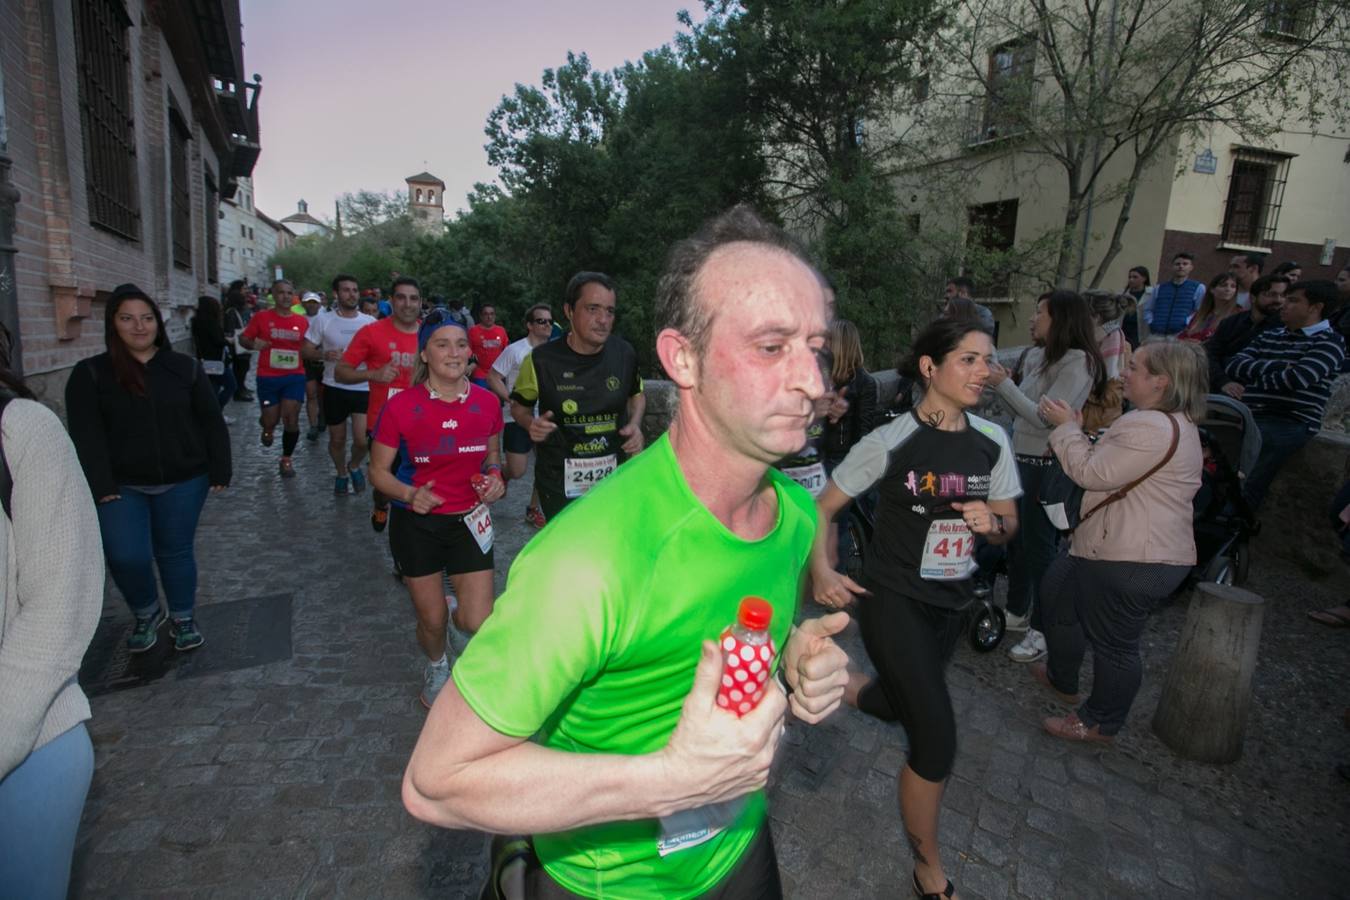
[406,171,445,235]
[279,198,329,239]
[216,176,290,289]
[1,0,261,409]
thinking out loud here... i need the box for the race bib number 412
[919,519,975,581]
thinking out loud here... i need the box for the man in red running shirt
[337,276,422,531]
[240,279,309,477]
[467,303,508,390]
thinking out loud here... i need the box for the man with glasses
[487,304,556,528]
[511,272,645,521]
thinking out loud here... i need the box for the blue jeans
[208,367,237,409]
[1244,417,1317,510]
[1006,458,1059,627]
[96,475,210,618]
[0,723,94,899]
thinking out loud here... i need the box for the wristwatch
[992,513,1007,535]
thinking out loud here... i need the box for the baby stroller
[1189,394,1262,586]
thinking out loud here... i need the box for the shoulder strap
[0,392,14,520]
[1077,413,1180,527]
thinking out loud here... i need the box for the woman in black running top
[811,319,1022,900]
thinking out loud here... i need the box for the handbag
[1039,413,1180,532]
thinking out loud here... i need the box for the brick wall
[6,0,224,413]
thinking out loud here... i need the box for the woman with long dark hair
[1178,272,1240,342]
[192,294,236,409]
[66,284,232,653]
[1121,265,1151,348]
[988,290,1105,663]
[0,322,103,898]
[812,318,1021,900]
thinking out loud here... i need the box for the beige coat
[1049,410,1203,566]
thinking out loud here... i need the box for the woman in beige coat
[1034,341,1206,743]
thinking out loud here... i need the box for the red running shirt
[468,324,510,380]
[241,309,308,377]
[341,317,419,424]
[373,383,504,514]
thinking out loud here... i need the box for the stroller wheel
[969,601,1006,653]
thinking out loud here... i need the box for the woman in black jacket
[192,295,235,409]
[66,284,231,653]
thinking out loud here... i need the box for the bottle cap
[738,597,772,631]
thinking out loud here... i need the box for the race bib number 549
[564,454,617,498]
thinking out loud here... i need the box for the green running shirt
[454,434,815,899]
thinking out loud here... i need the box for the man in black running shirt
[510,272,645,520]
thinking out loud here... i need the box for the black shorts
[324,386,368,424]
[305,361,324,382]
[479,826,780,899]
[389,505,494,578]
[503,421,532,455]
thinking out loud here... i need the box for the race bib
[782,462,826,497]
[564,454,617,498]
[465,504,493,554]
[919,519,976,581]
[657,799,743,857]
[202,360,226,376]
[269,348,300,370]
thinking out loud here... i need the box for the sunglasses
[530,317,553,326]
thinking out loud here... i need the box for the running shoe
[306,425,321,442]
[279,458,296,478]
[334,476,349,496]
[170,616,205,651]
[348,467,366,493]
[126,609,165,653]
[371,505,390,532]
[1003,610,1030,633]
[1008,627,1047,663]
[525,506,546,529]
[421,659,451,709]
[260,429,274,447]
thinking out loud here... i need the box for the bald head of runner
[655,206,828,468]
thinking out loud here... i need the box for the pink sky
[241,0,702,224]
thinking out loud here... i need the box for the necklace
[427,381,470,403]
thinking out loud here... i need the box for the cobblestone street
[70,401,1350,899]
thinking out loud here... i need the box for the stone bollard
[1152,582,1265,763]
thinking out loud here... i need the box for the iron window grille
[74,0,140,241]
[169,105,192,270]
[204,168,219,285]
[967,199,1019,296]
[1220,148,1292,248]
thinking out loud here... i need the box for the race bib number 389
[919,519,975,581]
[564,454,617,498]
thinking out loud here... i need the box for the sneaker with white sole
[1004,610,1031,633]
[420,659,451,709]
[1008,627,1047,663]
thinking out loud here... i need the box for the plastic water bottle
[716,597,776,717]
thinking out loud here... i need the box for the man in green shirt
[403,206,852,899]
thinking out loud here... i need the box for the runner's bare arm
[301,339,323,362]
[809,481,868,609]
[509,399,534,430]
[404,643,787,833]
[485,370,511,404]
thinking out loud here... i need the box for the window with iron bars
[1220,148,1292,248]
[975,38,1035,144]
[74,0,140,240]
[169,106,193,270]
[1262,0,1314,38]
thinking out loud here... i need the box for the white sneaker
[420,659,451,709]
[1004,611,1030,633]
[1008,628,1046,663]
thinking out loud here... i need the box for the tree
[337,189,411,234]
[927,0,1350,286]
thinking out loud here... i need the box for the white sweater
[0,398,104,778]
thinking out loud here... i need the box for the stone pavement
[70,400,1350,898]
